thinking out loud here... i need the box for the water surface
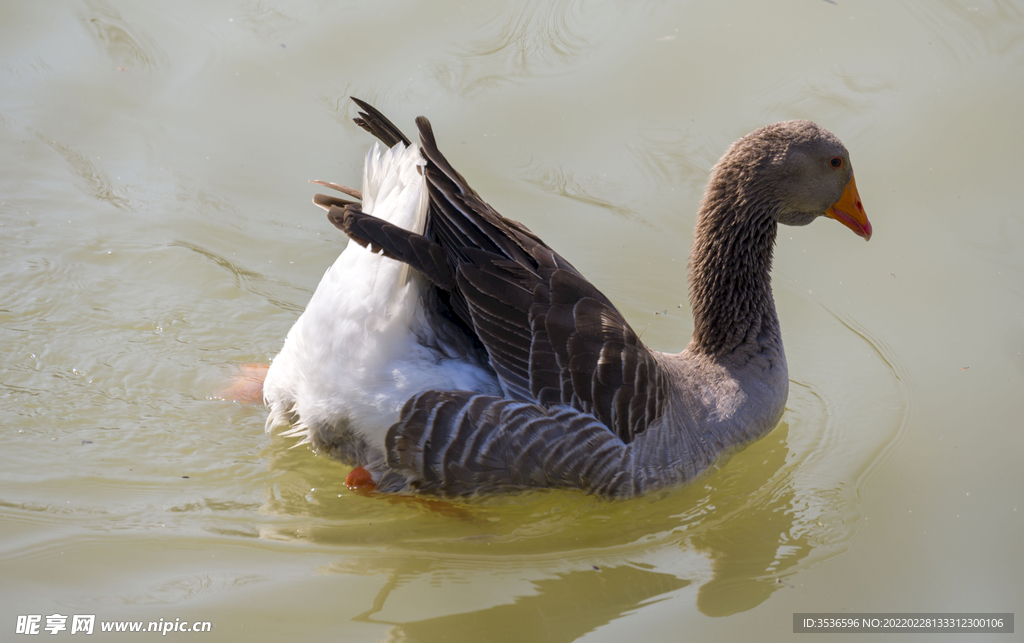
[2,1,1022,641]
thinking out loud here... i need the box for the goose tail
[264,138,432,452]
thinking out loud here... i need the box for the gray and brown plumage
[262,98,871,497]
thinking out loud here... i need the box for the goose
[262,98,870,497]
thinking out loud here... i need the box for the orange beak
[827,174,871,240]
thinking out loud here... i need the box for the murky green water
[2,1,1022,641]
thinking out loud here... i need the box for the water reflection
[358,561,694,642]
[687,425,807,617]
[252,417,847,625]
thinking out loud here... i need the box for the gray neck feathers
[687,154,781,360]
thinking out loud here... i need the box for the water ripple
[430,0,595,97]
[79,0,168,71]
[36,134,132,210]
[517,156,647,225]
[901,0,1024,66]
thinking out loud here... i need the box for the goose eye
[830,157,843,169]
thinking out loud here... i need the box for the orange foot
[216,363,269,404]
[345,466,377,492]
[345,468,471,517]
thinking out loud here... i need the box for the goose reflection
[254,419,817,625]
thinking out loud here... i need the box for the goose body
[263,99,870,497]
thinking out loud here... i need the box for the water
[2,1,1022,641]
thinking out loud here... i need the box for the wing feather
[326,100,677,494]
[385,391,638,496]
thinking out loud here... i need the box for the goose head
[710,120,871,240]
[689,120,872,358]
